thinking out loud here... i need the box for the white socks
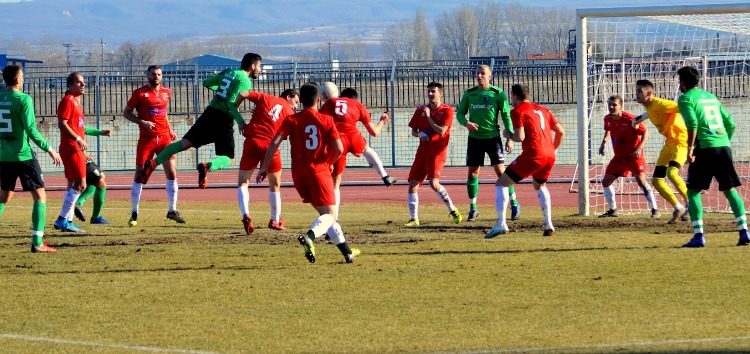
[434,185,455,212]
[166,179,178,212]
[326,222,345,245]
[407,192,419,220]
[494,185,509,228]
[131,182,143,213]
[310,214,336,239]
[269,191,281,222]
[603,185,616,210]
[537,186,553,231]
[237,185,250,217]
[60,188,81,220]
[364,146,387,178]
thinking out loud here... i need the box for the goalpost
[575,3,750,216]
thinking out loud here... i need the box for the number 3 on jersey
[304,124,319,150]
[0,109,12,133]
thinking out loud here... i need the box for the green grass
[1,195,750,353]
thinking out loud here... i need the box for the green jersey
[0,89,50,162]
[204,68,253,125]
[677,87,734,149]
[456,85,512,139]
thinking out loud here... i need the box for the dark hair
[635,79,653,89]
[240,53,262,71]
[608,95,622,104]
[2,64,22,86]
[511,84,529,101]
[427,82,443,91]
[340,87,358,99]
[146,65,162,73]
[677,66,700,89]
[66,72,83,87]
[280,88,298,99]
[299,82,318,107]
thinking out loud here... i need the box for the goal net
[574,4,750,216]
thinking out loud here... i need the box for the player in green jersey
[456,65,520,222]
[143,53,262,189]
[676,66,748,248]
[0,64,62,252]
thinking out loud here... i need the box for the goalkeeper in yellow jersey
[633,79,689,224]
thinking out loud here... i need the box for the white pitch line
[0,333,220,354]
[444,335,750,354]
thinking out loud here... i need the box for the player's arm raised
[365,111,389,137]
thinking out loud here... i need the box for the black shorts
[183,106,236,159]
[0,159,45,191]
[687,146,742,191]
[86,161,103,186]
[466,136,504,167]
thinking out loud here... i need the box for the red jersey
[511,101,559,159]
[408,103,454,150]
[277,107,339,172]
[604,111,646,158]
[244,92,294,141]
[126,85,172,137]
[319,97,371,136]
[57,93,86,150]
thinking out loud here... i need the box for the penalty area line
[446,335,750,354]
[0,333,220,354]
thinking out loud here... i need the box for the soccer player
[233,88,299,234]
[403,82,462,226]
[0,64,62,253]
[123,65,184,227]
[54,72,112,233]
[319,83,395,218]
[675,66,748,248]
[143,53,262,188]
[597,95,658,217]
[457,65,520,222]
[257,82,359,264]
[72,158,110,224]
[633,79,690,224]
[485,84,564,238]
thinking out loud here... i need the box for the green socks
[467,176,479,210]
[32,201,46,246]
[76,185,96,207]
[92,186,107,219]
[724,189,747,229]
[0,202,4,217]
[509,185,519,207]
[687,189,703,234]
[208,155,232,172]
[155,141,184,165]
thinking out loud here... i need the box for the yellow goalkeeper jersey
[645,96,688,145]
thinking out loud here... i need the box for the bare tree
[413,8,433,60]
[339,38,370,61]
[435,5,479,59]
[382,8,434,61]
[114,41,160,71]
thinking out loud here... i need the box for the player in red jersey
[54,72,111,233]
[319,82,396,218]
[485,84,564,238]
[257,82,359,264]
[233,88,299,234]
[403,82,462,226]
[123,65,184,227]
[597,95,658,218]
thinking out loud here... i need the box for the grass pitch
[1,195,749,353]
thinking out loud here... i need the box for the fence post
[293,61,298,88]
[95,68,102,166]
[193,64,200,166]
[389,60,397,168]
